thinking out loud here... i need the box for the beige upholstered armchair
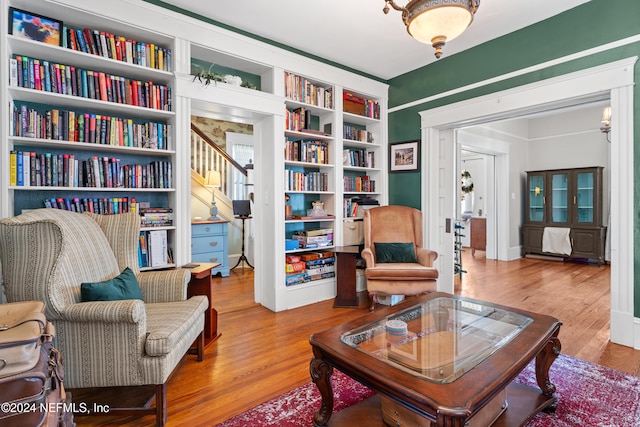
[0,209,208,426]
[362,205,439,311]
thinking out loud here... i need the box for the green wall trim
[142,0,387,84]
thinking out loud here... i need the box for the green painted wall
[386,0,640,315]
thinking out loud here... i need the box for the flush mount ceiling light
[383,0,480,59]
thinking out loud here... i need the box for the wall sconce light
[600,106,611,143]
[205,170,221,219]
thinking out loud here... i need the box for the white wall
[527,107,610,222]
[459,103,610,255]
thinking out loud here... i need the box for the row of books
[343,175,376,193]
[343,125,375,143]
[43,196,137,214]
[343,198,360,218]
[62,25,171,71]
[9,151,172,189]
[139,229,170,268]
[343,93,380,119]
[285,139,329,164]
[284,72,333,109]
[285,252,336,286]
[11,104,171,150]
[10,55,172,111]
[139,207,173,228]
[343,148,375,168]
[343,196,379,218]
[285,107,313,132]
[285,170,329,192]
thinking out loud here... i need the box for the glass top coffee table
[309,292,562,426]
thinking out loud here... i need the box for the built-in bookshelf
[283,72,337,291]
[3,0,177,270]
[1,0,388,311]
[341,89,383,221]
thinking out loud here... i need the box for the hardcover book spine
[33,59,41,91]
[12,55,21,87]
[52,153,58,186]
[28,58,35,89]
[65,65,73,95]
[45,153,52,186]
[16,151,23,186]
[85,71,94,99]
[98,72,108,101]
[9,152,17,186]
[9,58,18,86]
[62,25,69,49]
[53,64,61,94]
[22,152,30,187]
[21,57,28,89]
[51,109,59,140]
[69,111,76,142]
[59,65,66,95]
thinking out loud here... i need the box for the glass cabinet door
[550,172,569,223]
[575,171,595,223]
[528,174,545,222]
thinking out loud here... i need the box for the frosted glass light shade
[601,106,612,124]
[407,5,473,45]
[383,0,480,58]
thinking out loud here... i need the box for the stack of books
[292,228,333,249]
[285,251,336,286]
[139,207,173,228]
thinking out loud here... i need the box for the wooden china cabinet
[522,166,606,264]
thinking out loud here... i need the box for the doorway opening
[456,149,496,265]
[420,58,635,347]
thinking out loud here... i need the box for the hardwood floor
[72,251,640,426]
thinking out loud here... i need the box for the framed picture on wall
[389,140,420,173]
[9,8,63,46]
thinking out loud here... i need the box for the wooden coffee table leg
[310,348,334,426]
[535,332,562,413]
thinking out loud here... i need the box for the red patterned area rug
[213,354,640,426]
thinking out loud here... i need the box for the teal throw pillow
[81,267,143,302]
[374,242,417,263]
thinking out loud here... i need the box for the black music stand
[231,200,254,270]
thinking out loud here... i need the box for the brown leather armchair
[361,205,439,310]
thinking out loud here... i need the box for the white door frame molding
[419,57,637,348]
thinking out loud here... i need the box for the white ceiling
[161,0,591,80]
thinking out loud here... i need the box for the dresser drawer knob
[210,241,218,246]
[205,227,211,232]
[210,257,218,262]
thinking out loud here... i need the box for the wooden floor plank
[71,250,640,426]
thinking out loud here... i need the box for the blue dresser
[192,220,230,277]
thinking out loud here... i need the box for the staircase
[190,124,252,267]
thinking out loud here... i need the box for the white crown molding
[390,35,640,113]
